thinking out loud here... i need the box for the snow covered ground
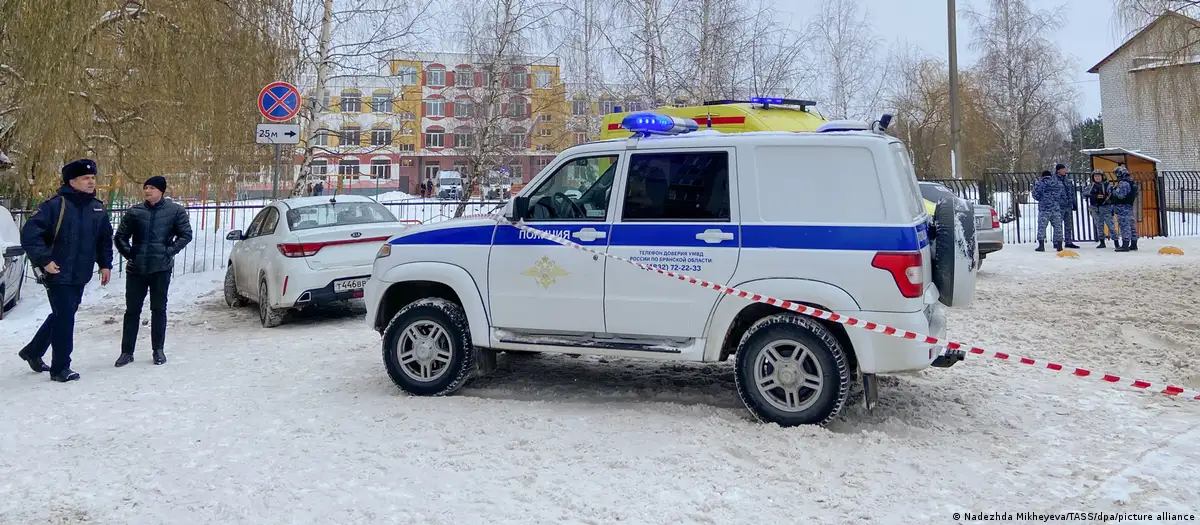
[2,238,1199,524]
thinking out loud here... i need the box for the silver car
[919,182,1004,267]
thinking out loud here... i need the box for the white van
[365,114,978,426]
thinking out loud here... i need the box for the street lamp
[948,0,963,181]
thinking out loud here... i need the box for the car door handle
[571,228,607,242]
[695,229,735,243]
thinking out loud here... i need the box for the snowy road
[2,239,1199,524]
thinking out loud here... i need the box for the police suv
[364,112,978,427]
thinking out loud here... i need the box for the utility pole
[291,0,334,197]
[948,0,964,180]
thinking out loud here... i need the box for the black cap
[1041,170,1052,177]
[1055,163,1066,171]
[144,175,167,194]
[62,159,97,184]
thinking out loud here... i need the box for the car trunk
[973,206,995,231]
[283,224,403,271]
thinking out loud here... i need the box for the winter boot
[1035,240,1046,252]
[1115,240,1131,252]
[1054,241,1063,252]
[50,369,80,382]
[1096,239,1106,248]
[114,353,134,367]
[1065,241,1081,249]
[153,348,166,365]
[1131,238,1139,251]
[17,347,49,373]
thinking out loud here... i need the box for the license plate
[333,277,368,293]
[975,216,989,229]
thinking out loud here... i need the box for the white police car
[364,112,977,427]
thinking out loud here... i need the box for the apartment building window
[312,128,330,146]
[425,129,445,148]
[396,65,417,85]
[341,126,361,147]
[599,97,615,115]
[535,144,552,152]
[572,99,589,116]
[574,132,587,145]
[455,128,475,149]
[311,159,328,175]
[537,127,552,137]
[508,163,523,181]
[454,98,473,118]
[397,143,415,152]
[424,98,445,117]
[371,129,393,146]
[537,114,551,123]
[482,68,495,88]
[372,91,393,113]
[371,159,391,179]
[534,70,552,89]
[455,66,474,87]
[533,157,551,175]
[625,100,643,112]
[338,158,360,176]
[321,92,331,112]
[340,91,362,113]
[508,97,527,118]
[427,66,446,87]
[508,68,528,89]
[504,129,526,149]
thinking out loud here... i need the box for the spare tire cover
[931,198,978,308]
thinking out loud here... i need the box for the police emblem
[521,256,568,289]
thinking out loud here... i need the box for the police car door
[487,153,621,333]
[604,148,739,338]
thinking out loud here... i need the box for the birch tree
[811,0,888,120]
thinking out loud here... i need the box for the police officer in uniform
[1088,169,1117,248]
[113,176,193,367]
[16,159,114,382]
[1111,166,1139,252]
[1032,170,1065,252]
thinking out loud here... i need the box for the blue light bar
[621,112,699,136]
[750,97,784,105]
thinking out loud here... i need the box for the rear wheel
[734,313,850,427]
[258,279,285,328]
[0,285,6,321]
[382,298,475,396]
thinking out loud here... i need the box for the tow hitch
[931,348,966,368]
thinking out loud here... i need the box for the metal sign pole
[272,144,281,200]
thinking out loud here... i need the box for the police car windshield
[286,201,398,231]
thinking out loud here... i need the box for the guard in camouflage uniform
[1031,170,1065,252]
[1054,164,1081,249]
[1111,166,1139,252]
[1088,169,1117,248]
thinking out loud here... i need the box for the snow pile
[2,239,1199,523]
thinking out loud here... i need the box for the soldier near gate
[1032,170,1066,252]
[1088,169,1117,249]
[1111,166,1139,252]
[16,159,115,382]
[1054,164,1081,249]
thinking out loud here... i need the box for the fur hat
[61,159,97,184]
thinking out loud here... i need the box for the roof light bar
[621,112,699,137]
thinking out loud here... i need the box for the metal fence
[12,197,507,279]
[924,171,1200,244]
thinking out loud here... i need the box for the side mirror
[3,245,24,258]
[226,230,244,241]
[508,196,529,222]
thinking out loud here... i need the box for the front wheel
[224,265,248,307]
[734,313,851,427]
[382,298,475,396]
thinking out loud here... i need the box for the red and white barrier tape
[497,219,1200,402]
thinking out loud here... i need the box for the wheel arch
[375,262,490,344]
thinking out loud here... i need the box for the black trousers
[121,270,172,354]
[27,284,86,374]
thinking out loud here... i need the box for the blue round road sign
[258,81,301,122]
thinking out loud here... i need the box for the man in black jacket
[113,176,193,367]
[17,159,114,382]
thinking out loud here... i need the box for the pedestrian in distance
[16,159,114,382]
[1031,170,1066,252]
[1111,165,1140,252]
[1054,164,1081,249]
[1088,169,1117,249]
[113,176,193,367]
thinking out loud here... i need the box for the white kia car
[0,204,25,321]
[224,195,410,327]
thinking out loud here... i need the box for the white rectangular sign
[256,123,301,144]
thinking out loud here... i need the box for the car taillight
[872,252,923,299]
[277,235,391,258]
[991,208,999,229]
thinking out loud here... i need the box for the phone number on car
[646,263,702,272]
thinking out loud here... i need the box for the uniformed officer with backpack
[16,159,115,382]
[1110,164,1139,252]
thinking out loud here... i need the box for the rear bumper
[275,265,373,309]
[848,303,948,374]
[292,275,370,308]
[977,229,1004,255]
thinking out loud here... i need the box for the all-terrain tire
[382,298,475,396]
[734,313,851,427]
[258,279,285,328]
[931,198,978,307]
[224,264,248,307]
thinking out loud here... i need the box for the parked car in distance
[919,181,1003,266]
[0,204,26,320]
[223,195,411,328]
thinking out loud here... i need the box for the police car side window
[621,151,730,222]
[524,154,618,221]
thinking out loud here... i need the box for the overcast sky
[778,0,1121,118]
